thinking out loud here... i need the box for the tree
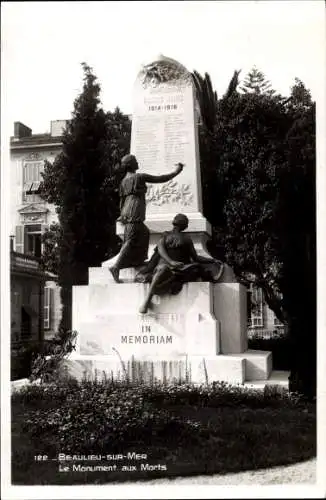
[288,77,313,110]
[192,69,240,235]
[192,71,218,133]
[277,79,316,396]
[214,88,291,315]
[40,222,61,277]
[240,66,276,97]
[101,107,132,223]
[195,69,316,397]
[40,63,131,329]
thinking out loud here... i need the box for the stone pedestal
[113,215,212,263]
[213,283,248,354]
[64,267,272,385]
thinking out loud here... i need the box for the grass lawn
[11,381,316,484]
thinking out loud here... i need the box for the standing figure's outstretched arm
[141,163,184,184]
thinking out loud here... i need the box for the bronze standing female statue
[109,154,184,283]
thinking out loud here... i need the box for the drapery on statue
[109,154,184,283]
[136,214,224,314]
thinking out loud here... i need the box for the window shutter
[44,287,54,330]
[50,288,54,328]
[15,225,24,253]
[41,224,48,254]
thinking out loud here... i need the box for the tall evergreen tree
[40,63,131,330]
[101,107,132,222]
[279,78,316,396]
[240,66,275,96]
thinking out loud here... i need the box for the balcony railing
[11,252,41,272]
[247,327,286,339]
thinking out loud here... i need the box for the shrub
[29,329,77,383]
[19,381,204,455]
[12,379,316,484]
[138,380,305,409]
[11,341,45,380]
[15,379,309,450]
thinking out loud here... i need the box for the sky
[1,0,325,135]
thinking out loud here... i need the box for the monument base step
[62,354,245,384]
[226,349,272,381]
[62,350,272,385]
[243,370,290,390]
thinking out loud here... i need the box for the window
[22,160,43,203]
[273,315,283,327]
[248,284,264,328]
[21,306,32,340]
[15,224,47,255]
[24,224,42,257]
[44,287,53,330]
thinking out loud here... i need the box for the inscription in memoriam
[121,335,173,344]
[121,324,173,344]
[141,325,151,333]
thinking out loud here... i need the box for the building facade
[10,246,50,380]
[11,248,46,344]
[247,283,284,338]
[10,120,68,339]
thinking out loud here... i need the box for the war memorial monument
[64,55,272,385]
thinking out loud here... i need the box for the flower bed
[12,380,316,484]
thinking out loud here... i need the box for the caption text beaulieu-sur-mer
[57,453,167,472]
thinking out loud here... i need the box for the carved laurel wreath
[146,180,193,207]
[140,61,192,89]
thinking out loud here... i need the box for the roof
[10,134,63,150]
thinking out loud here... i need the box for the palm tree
[191,69,241,133]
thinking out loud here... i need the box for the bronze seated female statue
[135,213,224,314]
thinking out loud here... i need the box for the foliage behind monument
[194,68,316,397]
